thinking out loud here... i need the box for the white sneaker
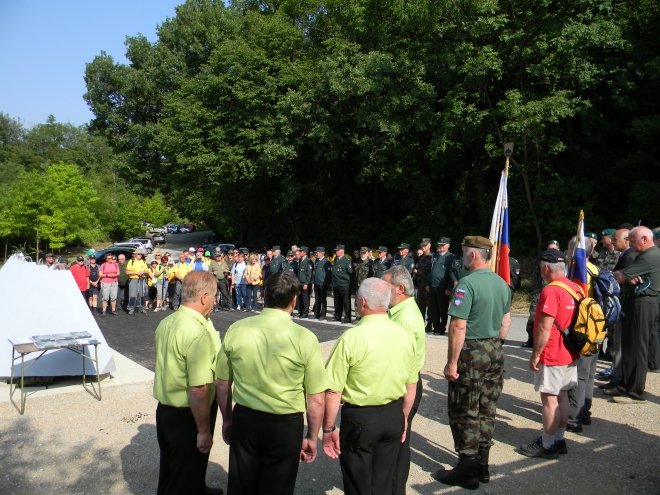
[237,306,241,311]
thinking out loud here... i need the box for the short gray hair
[383,265,414,297]
[181,271,217,304]
[356,277,391,311]
[540,260,566,274]
[464,246,490,261]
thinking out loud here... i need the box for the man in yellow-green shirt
[322,277,418,495]
[215,271,327,495]
[382,265,426,495]
[153,271,222,495]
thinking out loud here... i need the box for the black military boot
[433,453,480,490]
[476,446,490,483]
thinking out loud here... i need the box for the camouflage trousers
[525,289,542,340]
[415,288,430,322]
[448,338,504,455]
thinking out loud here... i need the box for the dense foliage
[10,0,660,255]
[0,114,176,258]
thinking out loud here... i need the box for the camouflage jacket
[414,254,433,288]
[596,249,620,272]
[354,257,373,287]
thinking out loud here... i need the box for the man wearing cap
[44,253,58,270]
[413,238,433,327]
[126,249,149,315]
[610,226,660,404]
[382,266,426,495]
[282,250,296,272]
[173,252,193,311]
[296,246,313,318]
[519,249,579,460]
[585,232,599,264]
[313,247,331,319]
[353,247,373,321]
[270,246,284,274]
[597,229,620,272]
[522,240,561,348]
[427,237,454,334]
[210,252,231,311]
[393,243,414,275]
[434,236,511,489]
[331,245,354,323]
[69,256,90,300]
[216,272,326,494]
[193,249,210,272]
[373,246,392,279]
[322,277,418,495]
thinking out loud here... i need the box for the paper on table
[8,337,33,346]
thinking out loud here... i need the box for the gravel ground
[1,337,659,495]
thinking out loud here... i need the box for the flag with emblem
[567,210,589,295]
[488,162,510,286]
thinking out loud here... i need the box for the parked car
[148,226,168,235]
[183,223,196,232]
[179,226,191,234]
[95,247,136,263]
[114,241,152,254]
[204,233,219,244]
[203,243,236,253]
[128,237,154,251]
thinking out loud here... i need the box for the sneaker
[100,312,106,317]
[250,310,255,313]
[612,395,647,404]
[597,367,612,379]
[521,340,534,348]
[230,308,235,312]
[566,424,583,433]
[519,437,559,459]
[237,306,241,311]
[111,311,118,316]
[128,310,135,316]
[554,439,568,455]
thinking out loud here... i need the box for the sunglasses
[155,254,161,257]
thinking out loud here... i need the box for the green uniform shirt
[393,253,414,275]
[314,257,331,285]
[209,260,229,280]
[325,313,418,406]
[447,268,511,340]
[282,259,296,272]
[448,257,470,289]
[373,257,392,278]
[428,252,454,289]
[297,256,313,285]
[331,255,353,287]
[270,253,284,273]
[153,305,217,407]
[621,246,660,300]
[389,296,426,372]
[216,308,327,414]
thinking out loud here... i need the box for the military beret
[398,243,410,249]
[272,246,281,251]
[654,231,660,240]
[316,246,326,253]
[421,238,431,245]
[585,232,598,240]
[462,236,493,249]
[287,250,294,256]
[378,246,388,253]
[334,245,345,251]
[360,247,369,253]
[540,248,566,263]
[299,246,309,252]
[601,228,616,236]
[546,240,560,247]
[437,237,451,245]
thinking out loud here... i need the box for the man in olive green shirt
[323,277,418,495]
[435,236,511,490]
[382,265,426,495]
[153,271,223,495]
[215,271,327,495]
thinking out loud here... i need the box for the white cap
[189,247,195,252]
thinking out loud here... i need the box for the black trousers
[297,286,310,316]
[620,296,658,398]
[216,279,231,309]
[339,398,404,495]
[392,376,423,495]
[647,303,660,369]
[156,400,217,495]
[428,288,449,332]
[334,285,351,321]
[314,284,328,317]
[117,284,129,311]
[228,404,304,495]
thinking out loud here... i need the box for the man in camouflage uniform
[353,247,373,320]
[393,242,415,275]
[373,246,392,278]
[427,237,453,334]
[586,232,600,264]
[414,238,433,326]
[282,250,296,272]
[434,236,511,490]
[522,240,560,348]
[596,228,620,272]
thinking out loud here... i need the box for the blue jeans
[248,284,259,310]
[235,285,250,310]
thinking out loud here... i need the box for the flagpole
[568,210,584,280]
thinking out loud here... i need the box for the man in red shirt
[69,256,90,300]
[520,249,580,459]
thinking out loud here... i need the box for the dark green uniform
[393,254,415,275]
[313,256,331,318]
[446,268,510,455]
[296,255,313,317]
[373,257,392,278]
[448,257,470,291]
[414,253,433,323]
[270,253,285,273]
[332,255,353,322]
[282,259,295,273]
[427,252,455,334]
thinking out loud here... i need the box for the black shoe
[200,486,224,495]
[599,381,620,390]
[554,439,568,455]
[341,318,352,324]
[581,416,592,426]
[433,454,479,490]
[566,424,583,433]
[476,447,490,483]
[433,330,445,336]
[519,437,559,459]
[521,340,534,348]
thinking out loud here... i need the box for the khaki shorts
[534,362,578,395]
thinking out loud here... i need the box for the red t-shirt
[69,264,90,291]
[534,277,581,366]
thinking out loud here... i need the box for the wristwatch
[322,426,336,434]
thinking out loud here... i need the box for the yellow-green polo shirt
[325,313,417,406]
[216,308,327,415]
[153,305,217,407]
[388,296,425,372]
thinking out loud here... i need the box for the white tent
[0,255,116,377]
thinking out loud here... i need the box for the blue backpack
[591,270,621,325]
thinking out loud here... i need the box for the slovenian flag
[488,165,511,286]
[568,210,588,295]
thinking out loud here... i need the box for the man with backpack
[520,249,580,459]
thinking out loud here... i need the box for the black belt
[465,337,500,342]
[343,397,403,409]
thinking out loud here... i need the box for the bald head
[629,226,655,253]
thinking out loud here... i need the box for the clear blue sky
[0,1,183,128]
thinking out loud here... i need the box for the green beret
[601,229,616,236]
[585,232,598,240]
[437,237,451,245]
[398,243,410,249]
[546,240,560,247]
[462,236,493,249]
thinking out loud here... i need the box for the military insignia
[348,264,352,269]
[410,263,415,268]
[454,288,465,306]
[516,269,520,275]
